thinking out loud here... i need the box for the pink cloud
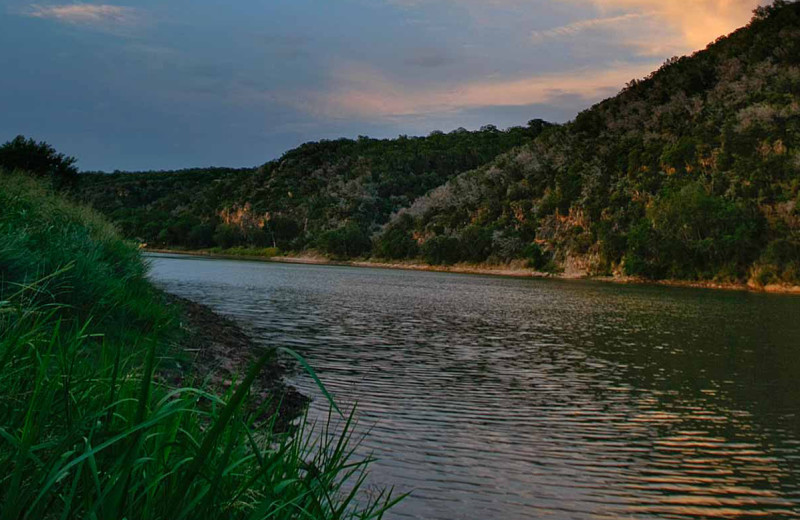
[303,61,660,118]
[26,3,137,26]
[581,0,760,51]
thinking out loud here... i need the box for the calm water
[147,253,800,519]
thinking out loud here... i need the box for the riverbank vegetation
[0,170,397,518]
[68,1,800,289]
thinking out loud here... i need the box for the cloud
[574,0,760,51]
[300,60,659,119]
[389,0,761,54]
[530,12,648,42]
[25,3,138,26]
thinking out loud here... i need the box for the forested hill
[79,123,550,253]
[376,1,800,285]
[79,1,799,287]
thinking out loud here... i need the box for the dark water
[146,253,800,519]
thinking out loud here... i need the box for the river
[146,253,800,519]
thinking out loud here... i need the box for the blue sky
[0,0,762,170]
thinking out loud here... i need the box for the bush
[374,226,418,259]
[523,242,555,271]
[491,231,524,262]
[374,214,418,260]
[316,223,372,258]
[267,215,301,248]
[187,222,215,248]
[458,225,493,262]
[623,219,662,278]
[213,223,245,248]
[421,235,462,265]
[211,246,280,258]
[754,238,800,284]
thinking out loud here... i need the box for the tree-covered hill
[79,123,549,254]
[76,1,800,287]
[377,1,800,285]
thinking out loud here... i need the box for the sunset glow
[1,0,764,169]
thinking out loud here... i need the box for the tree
[316,224,372,258]
[188,223,216,248]
[0,135,78,188]
[374,214,418,259]
[421,235,461,265]
[458,225,492,262]
[213,224,244,249]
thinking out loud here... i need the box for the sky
[0,0,765,171]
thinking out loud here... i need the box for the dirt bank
[163,293,308,428]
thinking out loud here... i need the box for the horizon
[1,0,765,171]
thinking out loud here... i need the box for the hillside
[377,1,800,285]
[76,1,800,287]
[79,124,549,255]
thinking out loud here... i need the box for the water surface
[147,253,800,519]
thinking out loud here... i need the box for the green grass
[0,170,400,519]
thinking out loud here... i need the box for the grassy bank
[0,170,398,519]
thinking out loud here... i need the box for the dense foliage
[78,124,550,256]
[378,1,800,284]
[0,135,78,188]
[0,170,396,519]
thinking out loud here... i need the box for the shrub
[523,242,555,271]
[458,225,493,263]
[421,235,461,265]
[267,215,301,248]
[491,231,524,262]
[188,222,215,248]
[754,238,800,284]
[316,223,372,258]
[374,227,418,259]
[623,219,662,278]
[374,214,418,259]
[213,223,244,249]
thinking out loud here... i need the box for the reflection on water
[147,253,800,519]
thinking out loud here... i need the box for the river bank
[1,170,397,519]
[145,248,800,295]
[164,293,307,427]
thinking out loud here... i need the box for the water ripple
[147,254,800,520]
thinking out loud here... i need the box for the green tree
[374,214,418,259]
[0,135,78,188]
[213,224,244,248]
[188,223,216,248]
[316,224,372,258]
[421,235,461,265]
[458,226,492,262]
